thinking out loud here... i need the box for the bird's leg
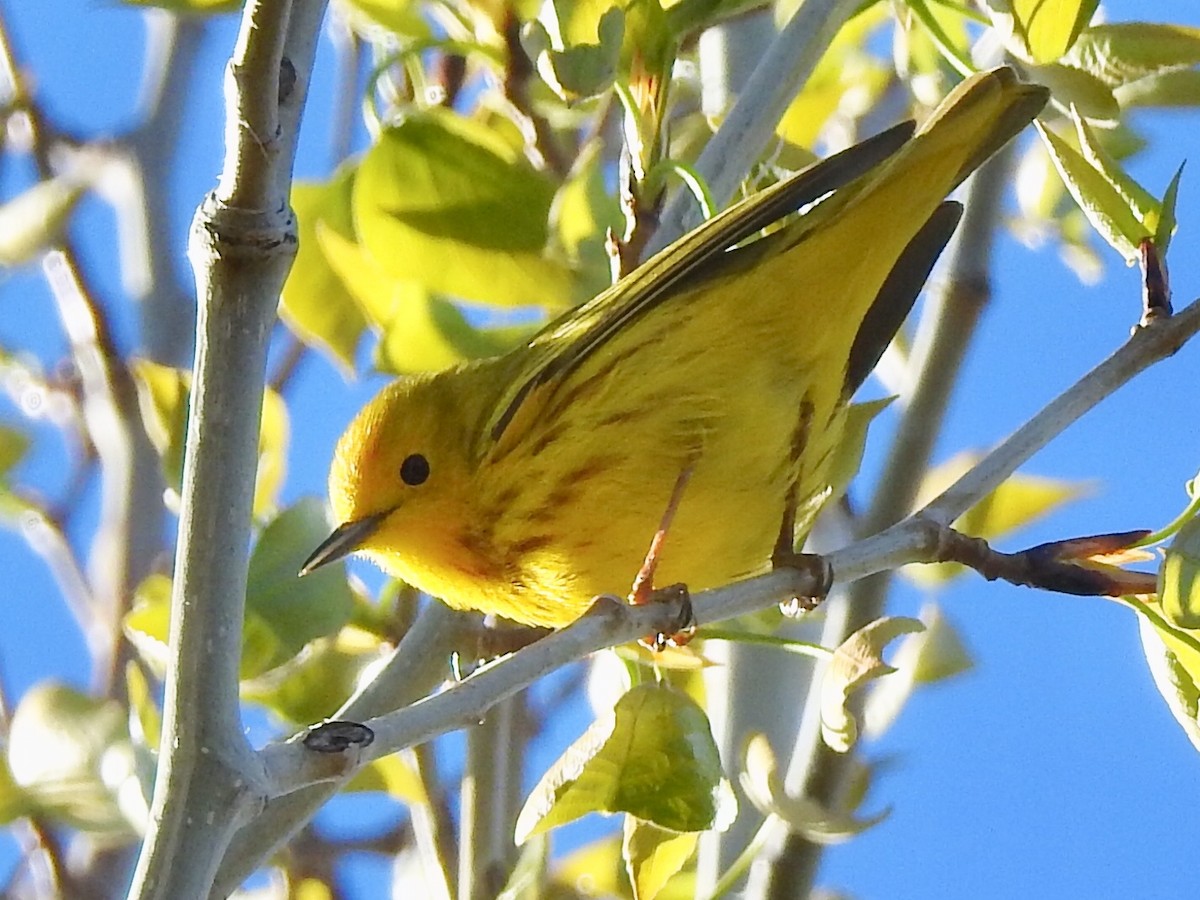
[771,504,833,617]
[629,461,697,650]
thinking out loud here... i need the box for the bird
[301,67,1049,630]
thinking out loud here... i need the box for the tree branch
[127,1,328,896]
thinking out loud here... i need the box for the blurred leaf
[0,755,30,825]
[123,573,173,677]
[340,0,431,38]
[863,603,973,739]
[354,109,573,309]
[1115,69,1200,109]
[6,682,140,836]
[127,501,355,683]
[900,0,974,83]
[515,683,735,841]
[293,880,335,900]
[825,398,893,510]
[1066,23,1200,87]
[775,4,890,149]
[740,734,889,842]
[1159,513,1200,629]
[667,0,767,38]
[242,625,385,724]
[622,816,697,900]
[0,425,30,475]
[498,832,549,900]
[983,0,1098,64]
[243,498,356,677]
[821,616,923,753]
[524,5,625,101]
[131,359,289,518]
[124,662,161,753]
[1024,62,1118,120]
[281,168,368,376]
[550,141,624,302]
[0,174,87,266]
[122,0,240,11]
[344,751,426,806]
[553,834,624,895]
[907,451,1086,585]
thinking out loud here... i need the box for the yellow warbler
[303,68,1047,629]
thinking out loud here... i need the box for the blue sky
[3,1,1200,897]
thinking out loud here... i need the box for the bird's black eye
[400,453,430,486]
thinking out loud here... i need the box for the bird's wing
[483,120,917,447]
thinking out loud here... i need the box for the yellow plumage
[304,68,1048,628]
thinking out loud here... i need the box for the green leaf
[131,359,289,518]
[242,625,385,723]
[354,109,573,309]
[1155,162,1184,255]
[1114,69,1200,109]
[552,835,625,896]
[824,397,894,510]
[1036,120,1146,262]
[1159,513,1200,629]
[344,752,426,805]
[524,6,625,101]
[498,833,550,900]
[622,816,697,900]
[5,682,142,835]
[1139,615,1200,752]
[341,0,431,39]
[515,683,735,842]
[551,141,624,302]
[124,662,161,753]
[122,573,173,677]
[821,617,924,753]
[1024,62,1119,121]
[243,498,356,677]
[127,501,355,683]
[1118,595,1200,752]
[281,168,368,376]
[0,174,87,266]
[983,0,1099,64]
[1066,23,1200,87]
[740,734,889,842]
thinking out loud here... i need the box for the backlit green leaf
[1160,513,1200,629]
[622,816,697,900]
[1036,120,1148,262]
[131,359,289,519]
[515,683,735,841]
[244,498,356,677]
[1066,23,1200,87]
[0,175,87,266]
[354,109,573,309]
[984,0,1098,64]
[281,168,368,376]
[6,682,142,835]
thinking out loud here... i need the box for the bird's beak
[299,512,389,576]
